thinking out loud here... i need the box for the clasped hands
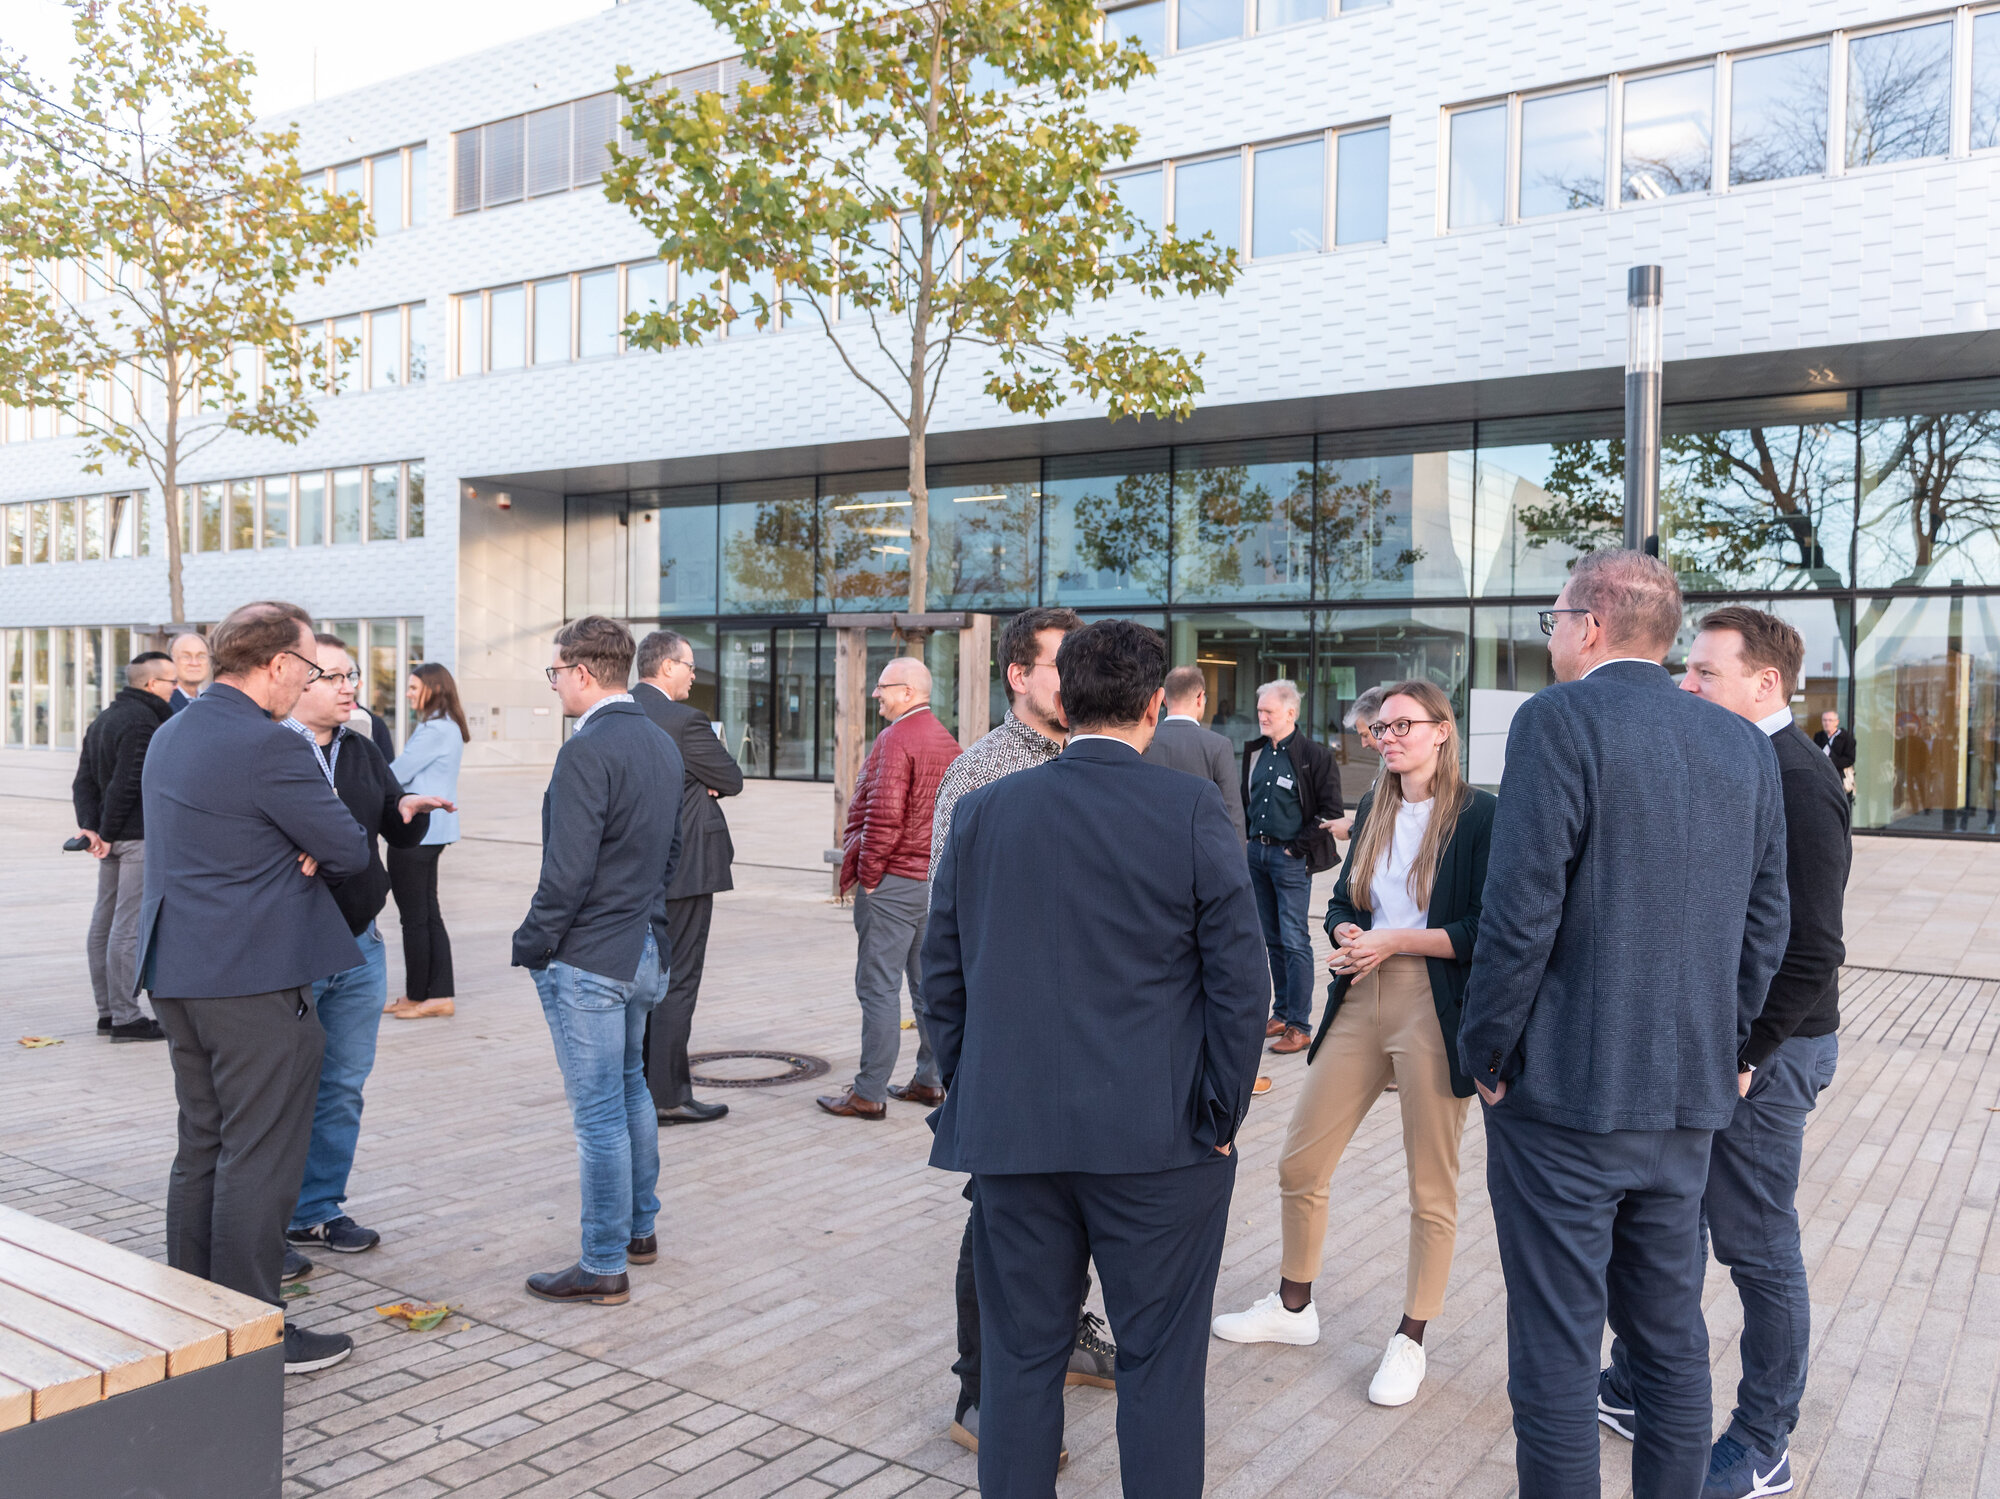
[1327,922,1403,980]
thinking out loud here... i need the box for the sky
[9,0,616,119]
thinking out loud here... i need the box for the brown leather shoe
[525,1263,629,1305]
[1264,1018,1287,1038]
[1270,1025,1312,1054]
[627,1235,658,1265]
[1252,1076,1273,1095]
[887,1081,944,1106]
[816,1088,887,1120]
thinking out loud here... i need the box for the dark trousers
[1245,839,1313,1030]
[1485,1105,1713,1499]
[953,1182,1096,1423]
[154,990,325,1309]
[1609,1032,1839,1457]
[644,894,714,1110]
[386,843,454,1002]
[972,1154,1235,1499]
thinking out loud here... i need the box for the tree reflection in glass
[1518,87,1606,216]
[1170,440,1312,603]
[1858,387,2000,588]
[1729,46,1828,185]
[1845,23,1953,168]
[1043,452,1169,607]
[720,478,815,614]
[1622,67,1713,201]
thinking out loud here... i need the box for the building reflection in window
[1855,594,2000,835]
[1315,425,1473,599]
[1472,412,1622,598]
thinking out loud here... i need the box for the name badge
[1276,775,1294,789]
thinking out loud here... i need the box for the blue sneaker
[1703,1433,1792,1497]
[1596,1366,1635,1440]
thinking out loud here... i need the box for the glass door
[720,628,772,776]
[774,628,819,778]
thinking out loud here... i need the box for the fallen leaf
[281,1283,313,1300]
[376,1300,452,1331]
[900,1018,915,1030]
[17,1037,62,1048]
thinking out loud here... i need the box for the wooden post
[831,627,870,899]
[956,613,991,748]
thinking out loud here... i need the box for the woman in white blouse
[1212,680,1497,1410]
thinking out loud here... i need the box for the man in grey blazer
[1142,665,1245,841]
[138,601,370,1375]
[1459,551,1789,1499]
[633,629,743,1126]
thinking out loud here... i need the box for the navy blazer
[512,699,684,980]
[923,736,1269,1175]
[136,683,370,999]
[1457,661,1790,1134]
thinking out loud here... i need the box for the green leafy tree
[606,0,1238,621]
[0,0,368,625]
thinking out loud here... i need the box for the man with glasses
[167,629,210,713]
[137,601,372,1375]
[633,629,743,1126]
[280,636,453,1277]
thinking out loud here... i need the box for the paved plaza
[3,749,2000,1497]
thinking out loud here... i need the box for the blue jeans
[1609,1030,1839,1457]
[1246,839,1313,1030]
[533,931,668,1275]
[290,926,383,1231]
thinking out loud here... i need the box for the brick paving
[4,754,2000,1495]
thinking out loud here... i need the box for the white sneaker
[1211,1292,1320,1345]
[1367,1332,1426,1406]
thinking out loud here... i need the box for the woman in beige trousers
[1212,680,1496,1408]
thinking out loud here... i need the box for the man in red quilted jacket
[819,655,964,1119]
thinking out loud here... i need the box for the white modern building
[5,0,1999,837]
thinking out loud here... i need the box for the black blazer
[512,700,684,980]
[1143,717,1246,841]
[1240,729,1344,871]
[923,737,1269,1174]
[1812,727,1856,774]
[1311,788,1496,1097]
[136,684,370,998]
[74,686,171,842]
[634,682,743,899]
[317,726,431,936]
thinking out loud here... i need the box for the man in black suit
[634,629,743,1126]
[924,619,1267,1498]
[1142,664,1245,840]
[166,629,209,713]
[1459,552,1790,1499]
[514,616,684,1307]
[1814,709,1856,802]
[138,601,371,1375]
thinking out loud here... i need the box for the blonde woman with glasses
[1212,679,1495,1409]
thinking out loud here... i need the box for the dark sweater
[312,725,431,936]
[1744,723,1849,1068]
[73,687,172,842]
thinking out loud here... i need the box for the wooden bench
[0,1203,285,1499]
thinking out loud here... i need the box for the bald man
[167,631,211,714]
[822,656,963,1119]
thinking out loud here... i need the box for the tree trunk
[161,354,185,626]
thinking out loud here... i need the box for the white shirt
[574,692,633,731]
[1067,733,1139,753]
[1164,714,1201,725]
[1756,706,1794,737]
[1369,798,1435,931]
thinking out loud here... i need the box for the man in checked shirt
[923,608,1120,1459]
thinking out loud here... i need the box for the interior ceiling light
[833,498,911,511]
[953,492,1006,503]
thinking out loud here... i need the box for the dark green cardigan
[1310,786,1497,1097]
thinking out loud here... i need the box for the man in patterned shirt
[924,608,1124,1459]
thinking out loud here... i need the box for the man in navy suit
[1459,551,1790,1499]
[923,619,1268,1498]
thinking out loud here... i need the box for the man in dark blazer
[138,601,371,1376]
[1814,708,1856,803]
[514,616,683,1307]
[1458,552,1790,1499]
[634,629,743,1125]
[1143,664,1245,840]
[166,629,210,713]
[924,619,1268,1499]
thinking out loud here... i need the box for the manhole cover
[687,1050,831,1089]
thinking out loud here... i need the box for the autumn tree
[0,0,368,625]
[606,0,1238,626]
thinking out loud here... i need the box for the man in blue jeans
[282,635,452,1274]
[513,616,683,1306]
[1238,680,1342,1055]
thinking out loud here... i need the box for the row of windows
[174,462,426,553]
[1,494,148,567]
[451,263,669,374]
[307,303,428,392]
[452,92,622,215]
[312,143,429,235]
[1102,0,1384,57]
[1447,5,2000,228]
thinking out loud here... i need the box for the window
[298,472,327,546]
[1172,153,1242,253]
[332,468,363,544]
[370,307,402,387]
[534,277,571,363]
[1104,0,1165,52]
[1334,126,1389,243]
[927,461,1040,609]
[229,479,255,550]
[1472,411,1623,597]
[81,496,103,560]
[1518,86,1605,217]
[332,314,362,391]
[652,488,720,613]
[370,151,402,235]
[333,160,363,204]
[453,92,622,214]
[1448,104,1507,227]
[262,475,291,548]
[527,105,572,198]
[1975,11,2000,151]
[1729,45,1829,184]
[53,499,75,562]
[407,462,425,539]
[1257,0,1322,33]
[369,465,400,541]
[1175,0,1241,49]
[1251,138,1324,258]
[1846,22,1953,168]
[720,477,815,614]
[408,306,427,383]
[107,493,136,558]
[1316,425,1475,598]
[1857,379,2000,588]
[198,484,223,552]
[408,145,427,226]
[1622,66,1713,200]
[579,269,617,357]
[457,292,483,375]
[1042,450,1169,606]
[483,115,524,205]
[453,128,481,214]
[1109,168,1164,252]
[4,505,21,564]
[314,144,425,232]
[627,260,671,337]
[1173,438,1313,603]
[490,286,525,369]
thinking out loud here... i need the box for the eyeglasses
[667,656,695,672]
[545,663,585,685]
[317,668,362,687]
[1369,717,1444,740]
[281,650,326,684]
[1537,608,1594,637]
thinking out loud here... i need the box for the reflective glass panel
[1976,12,2000,151]
[457,293,483,375]
[53,499,75,562]
[369,465,400,541]
[5,506,21,565]
[333,161,363,203]
[720,478,815,614]
[406,463,424,539]
[229,479,255,550]
[1730,45,1829,184]
[1854,594,2000,835]
[1251,137,1324,258]
[1472,411,1624,598]
[370,152,402,234]
[653,487,720,614]
[626,261,670,342]
[107,493,135,557]
[1316,424,1475,599]
[332,315,362,391]
[719,629,771,776]
[1334,126,1389,244]
[1314,606,1470,801]
[1167,611,1311,758]
[1173,154,1242,253]
[1103,0,1164,53]
[1470,606,1553,787]
[407,303,426,383]
[774,627,819,778]
[1176,0,1242,48]
[578,269,618,358]
[1043,450,1169,607]
[370,307,401,387]
[1665,596,1850,733]
[298,471,326,546]
[81,496,103,560]
[332,467,363,544]
[1621,66,1713,200]
[1858,380,2000,588]
[1258,0,1322,29]
[262,476,290,548]
[1847,23,1953,167]
[489,285,525,370]
[408,145,427,226]
[1448,105,1506,228]
[927,460,1039,610]
[1171,438,1313,604]
[1110,168,1163,254]
[198,485,223,552]
[1519,87,1606,216]
[820,470,911,612]
[534,277,571,363]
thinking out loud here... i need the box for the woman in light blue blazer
[387,663,468,1019]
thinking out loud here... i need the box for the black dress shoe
[657,1099,729,1125]
[97,1017,112,1035]
[110,1017,167,1042]
[525,1263,629,1305]
[628,1234,658,1265]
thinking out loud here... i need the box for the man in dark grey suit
[1142,664,1245,840]
[634,629,743,1125]
[138,601,370,1375]
[514,616,684,1307]
[1459,551,1790,1499]
[924,620,1268,1498]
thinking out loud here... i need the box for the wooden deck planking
[0,1279,164,1396]
[0,1242,227,1375]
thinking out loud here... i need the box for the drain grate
[687,1050,832,1089]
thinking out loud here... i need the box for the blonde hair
[1346,680,1467,917]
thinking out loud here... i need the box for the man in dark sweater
[72,651,177,1040]
[280,634,452,1268]
[1600,606,1848,1499]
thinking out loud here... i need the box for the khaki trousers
[1277,954,1470,1320]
